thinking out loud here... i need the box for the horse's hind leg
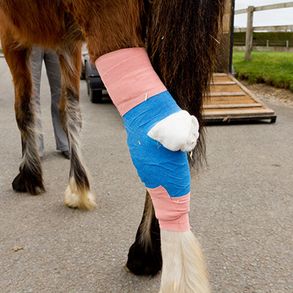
[68,0,163,276]
[73,1,162,274]
[126,191,162,276]
[57,43,96,210]
[2,36,44,195]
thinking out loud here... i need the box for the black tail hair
[146,0,225,166]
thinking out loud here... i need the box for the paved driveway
[0,58,292,293]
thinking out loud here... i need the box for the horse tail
[145,0,225,166]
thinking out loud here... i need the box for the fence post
[245,6,255,61]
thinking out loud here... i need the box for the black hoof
[126,236,162,276]
[12,172,27,193]
[12,166,45,195]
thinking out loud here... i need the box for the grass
[233,51,293,92]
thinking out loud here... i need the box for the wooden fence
[235,2,293,60]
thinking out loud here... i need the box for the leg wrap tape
[148,186,190,232]
[96,48,166,116]
[96,48,191,232]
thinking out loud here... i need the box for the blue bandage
[123,91,191,197]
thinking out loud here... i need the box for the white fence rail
[235,2,293,59]
[235,2,293,15]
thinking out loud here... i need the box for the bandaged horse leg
[96,48,210,292]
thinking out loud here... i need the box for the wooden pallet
[204,73,277,123]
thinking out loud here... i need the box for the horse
[0,0,224,292]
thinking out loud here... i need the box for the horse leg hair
[2,32,44,195]
[57,42,96,210]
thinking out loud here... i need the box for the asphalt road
[0,58,292,293]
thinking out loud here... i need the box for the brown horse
[0,0,224,291]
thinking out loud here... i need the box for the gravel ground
[243,81,293,107]
[0,58,292,293]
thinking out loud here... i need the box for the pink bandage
[148,186,190,232]
[95,48,167,116]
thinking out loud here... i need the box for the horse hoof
[12,172,27,193]
[12,169,44,195]
[126,240,162,276]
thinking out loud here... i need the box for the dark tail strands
[146,0,225,166]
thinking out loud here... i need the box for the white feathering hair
[159,230,210,293]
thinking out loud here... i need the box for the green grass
[233,51,293,92]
